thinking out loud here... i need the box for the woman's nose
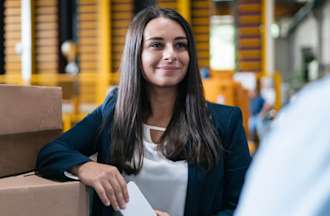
[163,45,177,62]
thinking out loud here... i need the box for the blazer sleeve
[216,107,252,216]
[36,94,113,180]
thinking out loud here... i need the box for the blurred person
[248,79,274,146]
[235,76,330,216]
[257,77,276,139]
[36,7,251,216]
[248,87,265,144]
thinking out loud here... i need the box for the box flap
[0,172,67,188]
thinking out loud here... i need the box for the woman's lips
[156,67,180,75]
[157,66,180,70]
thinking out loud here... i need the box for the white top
[124,124,188,216]
[235,76,330,216]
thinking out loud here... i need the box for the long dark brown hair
[108,7,222,174]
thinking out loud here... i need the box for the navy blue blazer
[36,91,251,216]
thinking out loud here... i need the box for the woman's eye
[150,42,163,48]
[176,42,187,49]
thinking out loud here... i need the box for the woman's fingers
[108,174,126,209]
[115,171,129,202]
[103,180,120,210]
[155,210,170,216]
[94,182,110,206]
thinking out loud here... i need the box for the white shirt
[124,124,188,216]
[235,76,330,216]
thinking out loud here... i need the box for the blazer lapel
[184,163,198,216]
[185,163,209,216]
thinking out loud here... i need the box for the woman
[36,7,251,216]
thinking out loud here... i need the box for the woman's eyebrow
[145,36,187,41]
[175,37,187,40]
[145,37,163,41]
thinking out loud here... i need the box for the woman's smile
[156,66,181,74]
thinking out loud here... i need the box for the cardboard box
[0,172,89,216]
[0,85,62,177]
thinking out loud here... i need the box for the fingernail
[121,203,126,209]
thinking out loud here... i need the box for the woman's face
[141,17,190,88]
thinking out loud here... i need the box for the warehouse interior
[0,0,329,215]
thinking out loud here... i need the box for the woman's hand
[72,161,129,210]
[155,210,170,216]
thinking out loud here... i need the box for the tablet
[119,181,156,216]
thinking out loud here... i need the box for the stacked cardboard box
[0,85,89,215]
[0,172,89,216]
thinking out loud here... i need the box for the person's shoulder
[207,102,242,130]
[274,76,330,129]
[207,101,241,117]
[298,76,330,101]
[100,87,118,116]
